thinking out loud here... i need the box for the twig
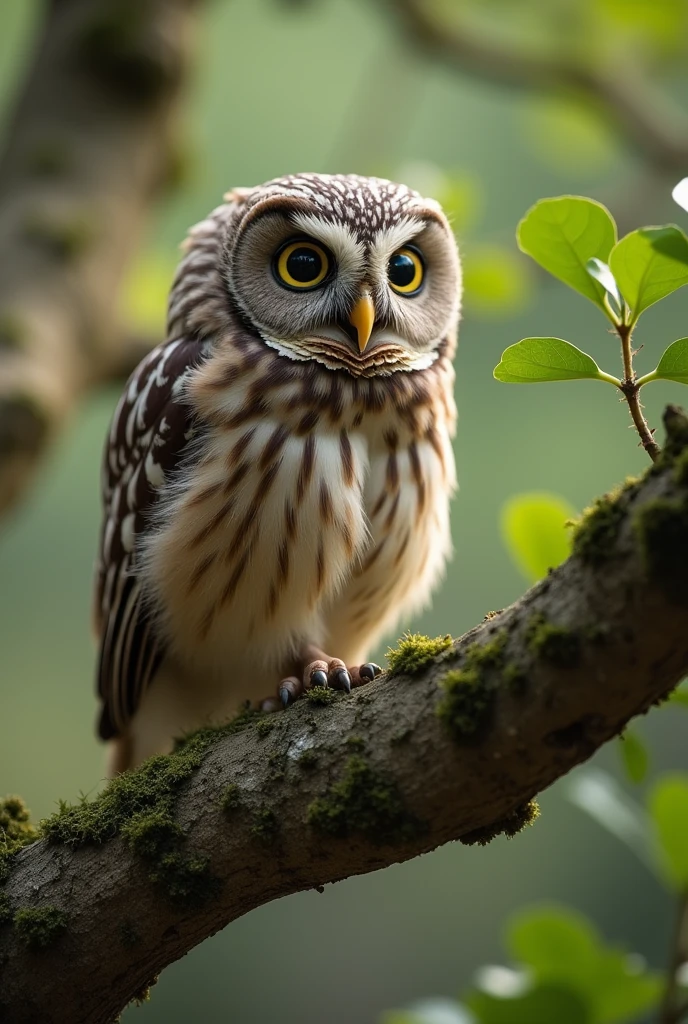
[617,323,661,462]
[0,0,201,521]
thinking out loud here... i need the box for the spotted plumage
[95,173,461,772]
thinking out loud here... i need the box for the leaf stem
[635,370,659,388]
[659,891,688,1024]
[617,323,661,462]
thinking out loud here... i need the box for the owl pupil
[388,253,416,287]
[287,247,322,283]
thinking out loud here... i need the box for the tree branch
[377,0,688,177]
[0,0,201,520]
[3,407,688,1023]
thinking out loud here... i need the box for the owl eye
[274,240,331,290]
[388,246,424,295]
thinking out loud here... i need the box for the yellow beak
[348,289,375,353]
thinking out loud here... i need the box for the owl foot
[274,649,383,708]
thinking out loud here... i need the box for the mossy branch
[2,407,688,1023]
[0,0,201,521]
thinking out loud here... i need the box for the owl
[95,173,461,774]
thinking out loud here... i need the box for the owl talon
[310,669,329,689]
[360,662,382,681]
[276,675,302,708]
[331,667,351,693]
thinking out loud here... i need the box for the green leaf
[468,981,590,1024]
[506,906,662,1024]
[517,197,617,313]
[618,730,649,784]
[566,769,657,874]
[462,245,533,318]
[650,338,688,386]
[673,178,688,215]
[594,964,662,1024]
[494,338,618,385]
[649,775,688,890]
[609,227,688,321]
[667,681,688,709]
[501,492,576,583]
[585,254,622,303]
[508,908,598,975]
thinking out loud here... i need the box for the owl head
[219,173,461,376]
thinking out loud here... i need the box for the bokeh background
[1,1,688,1021]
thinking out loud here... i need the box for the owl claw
[275,675,302,708]
[275,651,380,710]
[331,667,351,693]
[310,669,329,689]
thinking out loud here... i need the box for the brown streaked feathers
[94,173,461,769]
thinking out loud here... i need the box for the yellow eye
[274,240,330,290]
[388,246,424,295]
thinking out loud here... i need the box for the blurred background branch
[376,0,688,177]
[0,0,201,520]
[2,0,688,522]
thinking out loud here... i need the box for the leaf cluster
[494,192,688,393]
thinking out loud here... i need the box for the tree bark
[0,0,201,519]
[2,408,688,1023]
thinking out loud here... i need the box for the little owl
[95,173,461,773]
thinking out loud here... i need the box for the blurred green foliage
[388,765,688,1023]
[650,776,688,891]
[500,492,575,582]
[618,730,650,787]
[120,252,177,338]
[434,0,688,65]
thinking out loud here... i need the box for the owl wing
[95,337,208,740]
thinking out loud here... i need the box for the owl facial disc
[224,173,462,377]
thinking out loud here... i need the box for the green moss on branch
[251,808,279,843]
[435,631,509,741]
[0,795,38,883]
[0,891,12,926]
[387,633,453,676]
[305,686,336,705]
[635,497,688,604]
[572,493,626,565]
[308,756,419,844]
[436,668,493,741]
[459,800,541,846]
[219,784,241,813]
[526,614,580,667]
[14,907,67,951]
[39,709,267,905]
